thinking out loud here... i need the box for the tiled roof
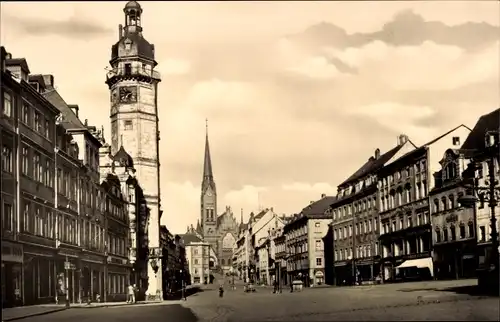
[179,234,202,245]
[339,144,407,187]
[300,196,337,217]
[42,87,86,130]
[460,109,500,157]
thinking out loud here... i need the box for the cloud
[160,58,191,76]
[286,56,348,80]
[5,15,112,39]
[346,102,440,142]
[290,9,499,51]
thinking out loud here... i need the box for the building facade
[430,149,476,280]
[331,138,415,286]
[378,127,470,283]
[182,234,212,285]
[284,196,334,287]
[1,48,131,306]
[105,1,163,300]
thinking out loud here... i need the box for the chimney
[374,148,381,159]
[398,134,408,146]
[68,104,79,118]
[42,74,54,88]
[321,193,326,199]
[118,24,123,39]
[270,207,273,212]
[6,52,12,60]
[310,201,314,205]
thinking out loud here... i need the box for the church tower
[201,120,218,249]
[106,1,162,300]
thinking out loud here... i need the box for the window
[2,145,13,172]
[315,222,321,228]
[44,119,50,138]
[22,103,30,124]
[399,217,404,230]
[449,195,455,209]
[124,63,132,75]
[34,112,41,132]
[468,222,474,238]
[23,202,31,233]
[44,159,51,187]
[315,240,322,251]
[194,259,199,265]
[316,258,322,266]
[443,227,448,241]
[480,226,486,242]
[452,136,460,146]
[22,147,29,175]
[2,203,13,231]
[459,224,466,239]
[3,91,12,117]
[407,216,413,228]
[435,229,441,243]
[450,225,456,240]
[33,152,41,182]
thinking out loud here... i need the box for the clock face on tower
[207,190,212,197]
[119,86,138,104]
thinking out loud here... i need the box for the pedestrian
[132,284,137,303]
[127,284,134,304]
[219,284,224,298]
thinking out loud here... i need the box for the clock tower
[201,120,218,250]
[106,1,162,300]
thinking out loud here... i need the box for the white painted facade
[307,218,331,286]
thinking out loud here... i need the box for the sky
[2,1,499,234]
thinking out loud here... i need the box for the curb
[71,301,163,309]
[2,308,67,322]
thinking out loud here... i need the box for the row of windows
[381,212,429,235]
[334,217,378,241]
[205,209,215,221]
[334,243,379,261]
[433,192,464,214]
[379,182,428,212]
[435,222,476,243]
[286,225,307,240]
[108,234,127,257]
[332,197,377,220]
[379,160,427,188]
[21,100,53,140]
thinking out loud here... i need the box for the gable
[383,141,417,167]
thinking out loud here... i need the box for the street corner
[2,307,67,322]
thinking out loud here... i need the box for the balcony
[106,66,161,86]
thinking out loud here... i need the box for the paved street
[11,279,499,322]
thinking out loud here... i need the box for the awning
[396,257,434,277]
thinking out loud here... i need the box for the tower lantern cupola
[124,1,143,33]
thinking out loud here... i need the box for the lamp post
[458,130,499,294]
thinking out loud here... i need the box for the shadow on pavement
[165,286,204,300]
[166,304,199,322]
[438,285,500,298]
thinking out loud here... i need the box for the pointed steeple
[203,119,214,180]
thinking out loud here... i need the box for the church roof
[201,120,216,194]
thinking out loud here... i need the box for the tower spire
[240,208,243,224]
[203,119,213,180]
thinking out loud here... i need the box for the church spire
[203,119,214,180]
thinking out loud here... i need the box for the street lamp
[458,130,499,294]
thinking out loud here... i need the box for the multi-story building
[331,137,415,286]
[1,47,132,306]
[430,149,476,280]
[284,196,334,287]
[182,234,213,285]
[378,126,471,283]
[99,142,149,300]
[456,109,499,289]
[274,227,287,288]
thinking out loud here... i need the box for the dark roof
[42,88,86,130]
[300,196,336,217]
[339,144,407,187]
[179,234,202,245]
[125,1,141,10]
[113,145,134,168]
[111,32,155,63]
[460,109,500,157]
[5,57,30,73]
[254,209,268,220]
[421,124,471,147]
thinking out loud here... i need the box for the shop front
[2,241,23,307]
[356,258,381,283]
[56,247,80,304]
[107,256,130,302]
[80,251,106,303]
[333,261,351,286]
[22,243,58,305]
[433,240,476,280]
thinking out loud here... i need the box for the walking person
[127,284,134,304]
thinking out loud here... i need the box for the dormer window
[452,136,460,146]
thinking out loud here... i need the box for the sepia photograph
[1,1,499,321]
